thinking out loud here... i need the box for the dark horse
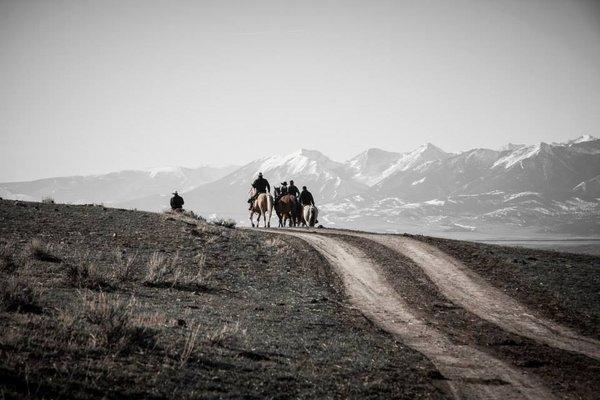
[274,187,300,227]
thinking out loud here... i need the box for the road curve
[352,233,600,362]
[273,230,555,400]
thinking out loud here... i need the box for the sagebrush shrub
[0,277,42,313]
[26,239,61,263]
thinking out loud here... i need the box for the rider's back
[252,177,269,193]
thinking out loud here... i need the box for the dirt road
[273,230,555,400]
[352,233,600,361]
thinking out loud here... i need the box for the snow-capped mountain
[345,148,404,186]
[3,136,598,236]
[221,148,366,200]
[0,165,238,205]
[345,144,450,186]
[123,149,369,216]
[323,136,600,235]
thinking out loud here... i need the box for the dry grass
[0,276,43,313]
[205,322,244,347]
[79,292,155,352]
[211,218,237,229]
[180,323,202,367]
[0,240,18,273]
[144,251,210,291]
[41,196,55,204]
[182,209,206,222]
[144,252,171,285]
[26,239,61,263]
[66,262,114,290]
[113,250,139,282]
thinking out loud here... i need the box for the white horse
[302,205,319,227]
[249,192,273,228]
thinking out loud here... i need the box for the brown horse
[275,194,297,227]
[249,193,273,228]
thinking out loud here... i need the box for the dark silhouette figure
[280,181,289,195]
[170,191,184,212]
[248,172,271,209]
[299,186,315,206]
[288,180,300,197]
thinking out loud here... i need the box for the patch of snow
[492,144,545,169]
[504,192,541,201]
[411,177,426,186]
[399,202,423,209]
[424,199,445,206]
[378,143,448,181]
[147,166,185,178]
[569,134,597,144]
[450,223,476,232]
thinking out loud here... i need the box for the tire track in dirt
[273,230,555,400]
[351,233,600,361]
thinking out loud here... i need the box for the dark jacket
[288,184,300,197]
[170,194,184,209]
[252,177,270,193]
[299,190,315,206]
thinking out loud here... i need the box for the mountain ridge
[1,136,598,235]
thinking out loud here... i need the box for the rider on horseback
[288,180,299,198]
[299,186,315,206]
[280,181,288,195]
[299,186,318,224]
[248,172,270,210]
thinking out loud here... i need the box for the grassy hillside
[0,200,445,399]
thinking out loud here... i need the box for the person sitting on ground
[248,172,270,210]
[170,190,184,212]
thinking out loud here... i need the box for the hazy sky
[1,0,599,181]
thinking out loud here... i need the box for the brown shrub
[0,277,42,313]
[66,262,114,290]
[80,292,155,352]
[205,322,244,347]
[26,239,61,263]
[0,241,18,273]
[144,251,211,291]
[113,250,139,282]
